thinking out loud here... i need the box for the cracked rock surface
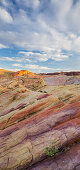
[0,71,80,170]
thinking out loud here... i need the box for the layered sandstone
[0,71,80,170]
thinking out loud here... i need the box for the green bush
[46,145,58,157]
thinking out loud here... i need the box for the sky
[0,0,80,73]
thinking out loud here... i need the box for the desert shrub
[46,145,58,157]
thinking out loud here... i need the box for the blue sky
[0,0,80,73]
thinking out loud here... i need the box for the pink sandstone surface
[0,70,80,170]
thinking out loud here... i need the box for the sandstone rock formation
[0,69,12,75]
[0,71,80,170]
[12,70,35,77]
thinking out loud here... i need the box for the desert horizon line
[0,67,80,74]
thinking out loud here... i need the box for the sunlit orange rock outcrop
[0,69,12,75]
[12,70,37,77]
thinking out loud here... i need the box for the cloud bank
[0,0,80,72]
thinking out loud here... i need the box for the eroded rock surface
[0,71,80,170]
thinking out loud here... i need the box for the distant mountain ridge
[0,69,80,76]
[40,71,80,76]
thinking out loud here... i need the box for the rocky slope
[0,70,80,170]
[43,75,80,86]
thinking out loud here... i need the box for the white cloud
[12,63,61,73]
[19,50,69,62]
[1,0,9,7]
[12,63,22,67]
[19,51,33,56]
[25,64,61,73]
[0,57,14,61]
[25,64,49,70]
[0,56,23,63]
[0,8,13,23]
[0,44,8,49]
